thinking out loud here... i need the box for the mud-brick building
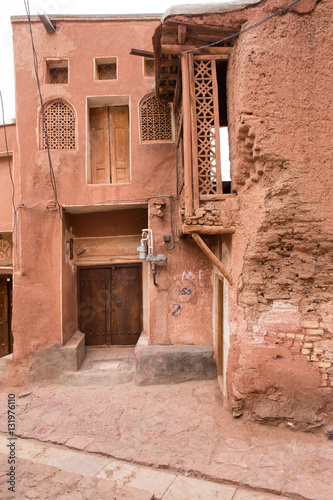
[1,0,333,430]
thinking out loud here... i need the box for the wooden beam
[178,25,187,45]
[182,225,235,235]
[161,45,231,55]
[200,194,237,201]
[181,53,193,218]
[191,232,233,285]
[38,14,56,33]
[130,49,154,58]
[159,73,178,80]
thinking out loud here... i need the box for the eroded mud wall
[226,0,333,428]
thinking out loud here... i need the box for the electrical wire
[0,90,18,268]
[182,0,302,54]
[23,0,63,222]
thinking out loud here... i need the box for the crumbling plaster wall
[225,0,333,428]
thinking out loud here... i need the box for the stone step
[59,357,135,386]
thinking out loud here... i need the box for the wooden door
[78,266,141,346]
[79,268,110,346]
[0,276,12,358]
[110,265,141,345]
[90,106,129,184]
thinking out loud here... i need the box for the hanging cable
[0,90,18,268]
[23,0,63,222]
[182,0,302,54]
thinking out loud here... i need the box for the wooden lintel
[182,225,235,235]
[191,233,233,285]
[161,44,231,55]
[200,194,237,201]
[130,49,154,58]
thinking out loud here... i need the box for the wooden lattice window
[41,101,76,150]
[95,58,117,80]
[46,60,68,84]
[191,58,222,196]
[98,63,117,80]
[144,58,155,77]
[140,94,173,142]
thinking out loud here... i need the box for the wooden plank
[191,233,233,285]
[188,53,199,212]
[183,225,235,235]
[109,106,130,184]
[90,106,110,184]
[130,48,154,58]
[178,25,187,45]
[211,59,223,194]
[159,72,178,80]
[181,53,193,217]
[200,193,237,201]
[193,54,229,61]
[162,45,231,55]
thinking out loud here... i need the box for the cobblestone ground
[0,380,332,499]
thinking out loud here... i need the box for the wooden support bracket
[191,232,233,285]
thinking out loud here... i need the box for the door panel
[111,266,141,345]
[78,266,141,346]
[79,268,110,346]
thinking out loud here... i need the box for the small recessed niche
[144,58,155,77]
[95,57,117,80]
[46,59,68,84]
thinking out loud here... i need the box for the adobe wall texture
[225,0,333,428]
[0,123,17,233]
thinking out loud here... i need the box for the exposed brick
[291,346,300,354]
[313,348,324,354]
[305,329,324,336]
[303,342,313,348]
[301,320,319,329]
[286,333,295,339]
[295,334,305,341]
[319,362,332,368]
[302,349,311,355]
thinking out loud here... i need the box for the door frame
[0,274,13,357]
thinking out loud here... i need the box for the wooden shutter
[90,107,111,183]
[109,106,130,183]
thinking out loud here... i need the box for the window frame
[139,92,174,145]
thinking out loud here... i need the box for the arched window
[41,101,76,150]
[140,94,173,143]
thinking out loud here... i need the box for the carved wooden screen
[190,57,222,197]
[140,94,172,142]
[41,101,75,150]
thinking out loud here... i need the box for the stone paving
[0,375,332,499]
[0,434,293,499]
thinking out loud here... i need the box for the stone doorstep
[0,434,292,500]
[135,344,217,386]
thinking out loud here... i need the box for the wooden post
[181,53,193,217]
[191,232,233,285]
[189,53,199,212]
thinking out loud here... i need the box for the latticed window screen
[144,58,155,77]
[41,101,76,150]
[193,59,221,195]
[141,95,172,142]
[98,63,117,80]
[49,67,68,84]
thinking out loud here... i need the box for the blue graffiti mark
[171,304,182,317]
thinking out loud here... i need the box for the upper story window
[140,94,173,143]
[41,100,76,150]
[90,104,129,184]
[46,59,68,84]
[144,58,155,77]
[95,57,117,80]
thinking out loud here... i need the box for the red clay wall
[224,0,333,428]
[9,15,215,374]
